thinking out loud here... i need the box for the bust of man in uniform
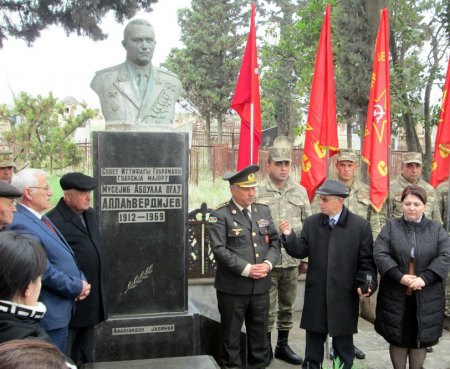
[90,19,183,128]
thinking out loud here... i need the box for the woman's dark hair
[0,340,67,369]
[0,232,47,301]
[401,185,427,205]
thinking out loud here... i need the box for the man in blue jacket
[7,168,91,352]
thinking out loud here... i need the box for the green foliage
[0,0,158,47]
[3,92,96,171]
[321,357,358,369]
[164,0,248,144]
[189,170,230,211]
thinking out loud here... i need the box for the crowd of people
[0,140,449,369]
[207,139,450,369]
[0,152,107,369]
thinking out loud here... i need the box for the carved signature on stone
[124,264,154,294]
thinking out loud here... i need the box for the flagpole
[250,102,254,164]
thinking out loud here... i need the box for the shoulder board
[94,63,123,75]
[253,202,269,208]
[214,201,229,210]
[156,67,179,78]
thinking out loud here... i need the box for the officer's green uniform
[436,181,450,323]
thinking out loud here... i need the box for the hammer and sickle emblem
[314,141,326,159]
[302,155,312,172]
[439,147,450,159]
[377,160,388,176]
[373,104,386,123]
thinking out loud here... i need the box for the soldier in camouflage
[436,180,450,330]
[257,136,311,365]
[381,152,441,226]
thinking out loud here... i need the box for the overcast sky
[0,0,191,109]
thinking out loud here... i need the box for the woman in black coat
[374,185,450,369]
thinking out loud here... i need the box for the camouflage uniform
[257,177,311,331]
[436,181,450,321]
[257,136,311,365]
[381,175,442,226]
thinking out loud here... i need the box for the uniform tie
[136,72,148,98]
[242,208,252,227]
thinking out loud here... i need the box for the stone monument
[90,19,209,365]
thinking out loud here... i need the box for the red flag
[362,8,391,212]
[232,3,262,170]
[430,59,450,187]
[300,4,339,201]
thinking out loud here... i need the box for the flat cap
[403,152,422,165]
[60,172,96,191]
[0,152,16,168]
[269,136,293,162]
[223,164,259,187]
[337,149,358,162]
[0,181,22,198]
[315,179,348,198]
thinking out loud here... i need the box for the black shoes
[329,345,365,360]
[274,330,303,365]
[354,345,366,360]
[274,344,303,365]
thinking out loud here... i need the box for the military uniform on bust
[257,136,311,365]
[436,181,450,330]
[381,152,441,227]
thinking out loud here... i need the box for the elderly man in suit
[7,168,91,352]
[47,172,107,365]
[207,164,280,369]
[91,18,183,126]
[280,179,377,369]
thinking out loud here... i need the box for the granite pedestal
[93,131,194,361]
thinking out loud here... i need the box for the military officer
[436,180,450,330]
[0,151,16,183]
[381,152,441,226]
[257,136,311,365]
[208,164,281,369]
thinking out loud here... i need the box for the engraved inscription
[118,211,165,223]
[112,324,175,335]
[99,167,183,223]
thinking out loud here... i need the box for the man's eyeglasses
[29,186,51,191]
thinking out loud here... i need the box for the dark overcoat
[207,200,280,295]
[283,206,377,336]
[47,198,108,327]
[374,216,450,346]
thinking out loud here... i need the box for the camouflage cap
[268,136,292,162]
[403,152,422,165]
[337,149,358,162]
[0,152,16,168]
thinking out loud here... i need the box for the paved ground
[268,316,450,369]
